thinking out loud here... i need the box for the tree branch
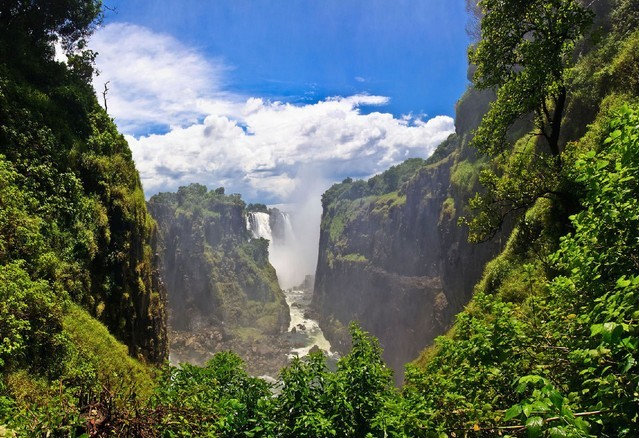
[102,81,110,113]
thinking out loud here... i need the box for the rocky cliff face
[148,184,291,375]
[313,88,504,382]
[0,57,168,364]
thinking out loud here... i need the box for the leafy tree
[0,262,66,373]
[151,352,271,437]
[462,0,593,242]
[464,136,565,242]
[271,323,395,437]
[545,104,639,435]
[0,0,102,53]
[470,0,592,159]
[273,352,335,437]
[333,323,394,436]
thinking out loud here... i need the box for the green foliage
[399,103,639,436]
[0,157,44,269]
[463,135,565,242]
[88,324,394,437]
[0,0,103,92]
[440,197,456,222]
[273,353,336,437]
[340,253,368,263]
[151,352,270,436]
[450,159,482,194]
[366,158,426,195]
[470,0,593,157]
[0,304,157,436]
[465,3,639,244]
[271,323,395,437]
[321,158,426,209]
[610,30,639,98]
[246,202,269,213]
[0,1,168,434]
[0,2,167,362]
[0,1,102,49]
[333,324,394,436]
[610,0,639,36]
[503,376,589,437]
[369,192,406,220]
[0,262,65,373]
[63,304,155,400]
[544,104,639,435]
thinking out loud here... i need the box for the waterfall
[246,208,335,359]
[269,209,295,245]
[280,211,296,244]
[247,212,272,241]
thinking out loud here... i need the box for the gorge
[2,0,638,435]
[148,188,335,377]
[146,88,504,384]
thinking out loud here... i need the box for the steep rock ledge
[148,184,291,374]
[312,88,503,382]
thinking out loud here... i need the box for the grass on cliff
[63,304,156,401]
[1,303,156,435]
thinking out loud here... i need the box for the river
[246,210,335,361]
[284,287,334,358]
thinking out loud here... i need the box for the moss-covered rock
[148,185,290,374]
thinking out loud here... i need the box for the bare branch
[102,81,110,113]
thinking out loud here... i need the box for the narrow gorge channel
[246,211,335,361]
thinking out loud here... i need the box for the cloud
[126,98,453,203]
[90,23,239,135]
[91,23,455,205]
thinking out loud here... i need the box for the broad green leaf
[622,355,636,373]
[549,391,564,410]
[504,404,522,421]
[548,427,568,438]
[526,416,544,438]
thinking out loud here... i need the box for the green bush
[0,262,65,373]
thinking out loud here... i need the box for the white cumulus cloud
[90,23,455,204]
[91,23,240,134]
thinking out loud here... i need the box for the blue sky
[103,1,469,118]
[90,1,470,205]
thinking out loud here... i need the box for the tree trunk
[548,86,566,158]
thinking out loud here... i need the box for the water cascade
[247,211,272,240]
[246,210,334,359]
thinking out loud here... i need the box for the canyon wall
[148,185,290,373]
[312,88,503,382]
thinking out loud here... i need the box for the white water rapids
[247,211,335,359]
[285,288,333,358]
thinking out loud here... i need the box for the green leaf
[548,426,567,438]
[549,391,564,410]
[622,355,636,373]
[621,337,638,350]
[504,404,522,421]
[616,277,632,288]
[523,403,533,417]
[525,416,544,438]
